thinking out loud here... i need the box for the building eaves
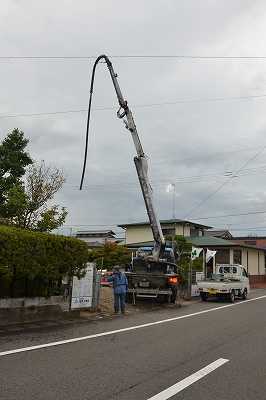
[118,219,212,230]
[125,236,265,251]
[126,241,154,249]
[76,230,115,236]
[186,236,265,250]
[76,237,122,245]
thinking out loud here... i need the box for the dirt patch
[80,285,192,320]
[96,285,116,313]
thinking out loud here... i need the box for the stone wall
[249,274,266,287]
[0,296,80,326]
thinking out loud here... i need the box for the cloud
[1,0,266,237]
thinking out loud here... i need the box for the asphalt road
[1,289,266,400]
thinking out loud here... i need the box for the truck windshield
[218,266,237,274]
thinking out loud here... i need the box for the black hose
[79,54,109,190]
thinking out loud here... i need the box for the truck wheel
[229,290,235,303]
[163,288,177,303]
[201,292,208,301]
[242,289,247,300]
[125,292,133,304]
[170,286,178,303]
[170,291,177,303]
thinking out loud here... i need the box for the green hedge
[0,226,89,298]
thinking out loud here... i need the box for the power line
[182,145,266,219]
[65,147,263,176]
[0,109,87,119]
[193,210,266,220]
[1,94,266,119]
[64,163,266,190]
[1,55,266,59]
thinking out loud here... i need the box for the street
[1,289,266,399]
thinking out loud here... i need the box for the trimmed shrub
[0,226,88,298]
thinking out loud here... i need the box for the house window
[190,228,203,236]
[216,249,230,264]
[233,249,241,264]
[162,228,175,235]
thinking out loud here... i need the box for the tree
[2,160,67,232]
[165,234,202,284]
[0,185,28,226]
[0,128,33,205]
[87,241,132,270]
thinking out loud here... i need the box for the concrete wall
[125,223,196,244]
[0,296,80,326]
[241,249,265,275]
[126,225,153,244]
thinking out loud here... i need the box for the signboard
[196,271,205,282]
[191,271,205,298]
[191,284,200,298]
[70,263,94,309]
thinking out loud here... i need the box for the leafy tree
[36,205,68,232]
[0,128,33,205]
[165,234,202,284]
[0,185,28,226]
[87,241,132,270]
[2,160,67,232]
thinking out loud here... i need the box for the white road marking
[147,358,229,399]
[1,294,266,357]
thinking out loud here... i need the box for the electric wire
[1,55,266,59]
[192,210,266,220]
[182,145,266,219]
[63,162,266,190]
[1,94,266,119]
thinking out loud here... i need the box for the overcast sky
[1,0,266,238]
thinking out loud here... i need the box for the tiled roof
[204,230,233,238]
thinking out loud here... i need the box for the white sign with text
[71,263,94,309]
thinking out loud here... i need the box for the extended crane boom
[80,54,165,259]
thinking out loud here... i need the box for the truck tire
[163,286,177,303]
[170,286,177,303]
[229,290,235,303]
[125,292,133,304]
[242,289,247,300]
[200,292,208,301]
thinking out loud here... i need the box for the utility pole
[172,183,176,219]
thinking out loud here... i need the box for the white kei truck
[197,264,250,303]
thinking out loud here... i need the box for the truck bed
[197,280,242,290]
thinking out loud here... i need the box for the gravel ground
[80,285,188,320]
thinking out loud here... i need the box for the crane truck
[80,55,178,304]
